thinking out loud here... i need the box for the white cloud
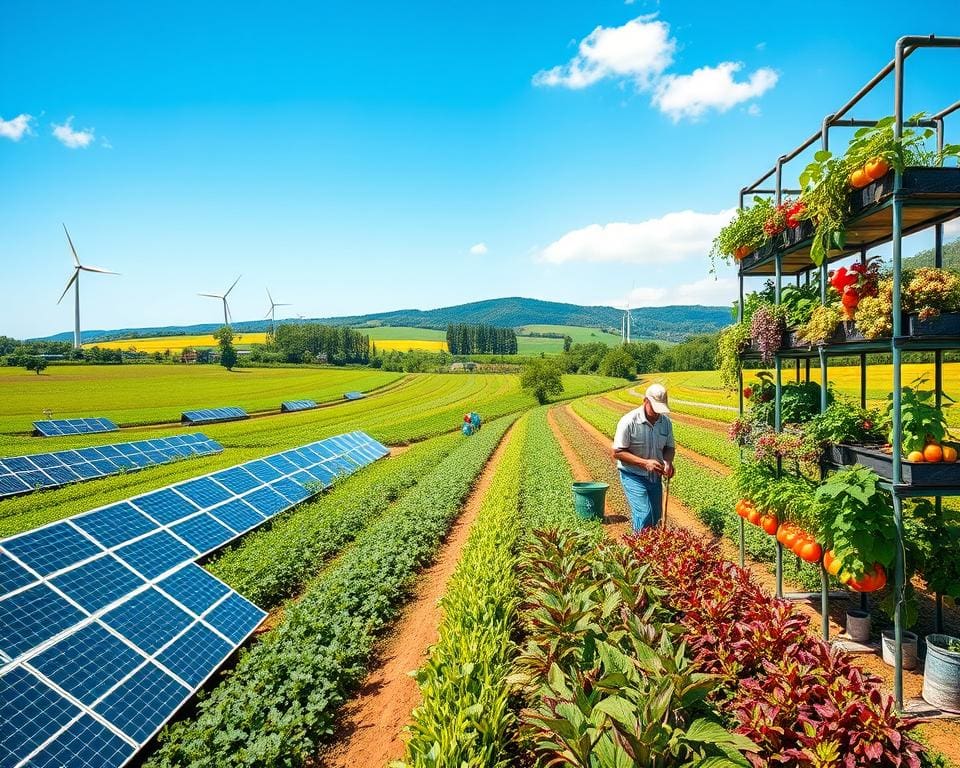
[608,277,737,308]
[533,15,674,90]
[536,208,735,265]
[51,116,95,148]
[100,136,113,149]
[0,113,34,141]
[653,62,778,121]
[944,218,960,238]
[469,242,488,256]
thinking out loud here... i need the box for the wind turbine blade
[79,265,119,275]
[224,274,242,297]
[58,270,79,304]
[198,293,222,298]
[225,299,232,324]
[266,287,273,305]
[62,224,80,266]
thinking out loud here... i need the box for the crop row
[207,431,463,606]
[514,528,757,766]
[629,527,925,768]
[146,415,515,767]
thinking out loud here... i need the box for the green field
[0,368,622,536]
[0,365,402,433]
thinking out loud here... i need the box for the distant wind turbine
[264,288,291,335]
[620,297,632,345]
[199,275,241,326]
[57,224,119,350]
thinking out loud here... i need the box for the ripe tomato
[781,527,800,550]
[849,168,871,189]
[823,549,843,577]
[906,450,925,463]
[761,514,779,536]
[799,540,823,564]
[864,157,890,180]
[943,445,958,463]
[743,387,753,399]
[848,563,887,593]
[747,508,762,527]
[776,523,793,546]
[923,443,943,463]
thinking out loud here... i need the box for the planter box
[854,167,960,208]
[825,442,960,486]
[908,311,960,338]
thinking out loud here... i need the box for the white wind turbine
[199,275,241,327]
[620,297,632,344]
[264,288,291,335]
[57,224,119,350]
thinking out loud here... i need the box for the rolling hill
[29,296,730,344]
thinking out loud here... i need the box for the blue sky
[1,0,957,339]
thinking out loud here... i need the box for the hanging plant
[709,197,775,271]
[749,303,786,364]
[796,305,840,345]
[716,323,751,390]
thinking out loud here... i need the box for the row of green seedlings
[146,415,515,767]
[207,431,463,607]
[570,397,822,590]
[400,406,602,766]
[606,386,739,424]
[628,526,928,768]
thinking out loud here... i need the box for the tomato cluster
[829,258,881,319]
[849,156,891,189]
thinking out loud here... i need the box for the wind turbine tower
[199,276,242,327]
[57,225,119,350]
[264,288,291,336]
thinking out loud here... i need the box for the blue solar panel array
[280,400,317,412]
[33,418,118,437]
[180,407,248,425]
[343,391,365,401]
[0,434,223,500]
[0,431,388,768]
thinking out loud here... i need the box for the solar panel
[180,407,248,425]
[32,418,119,437]
[0,431,388,768]
[280,399,318,412]
[0,434,223,500]
[343,391,365,400]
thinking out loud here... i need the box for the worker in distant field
[611,383,675,531]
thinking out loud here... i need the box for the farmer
[611,383,675,531]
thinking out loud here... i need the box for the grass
[0,371,622,537]
[0,365,402,432]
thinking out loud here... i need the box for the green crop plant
[208,431,463,606]
[147,415,515,768]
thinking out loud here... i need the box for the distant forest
[445,323,517,355]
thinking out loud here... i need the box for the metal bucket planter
[881,630,918,670]
[572,482,608,521]
[923,634,960,713]
[845,609,871,643]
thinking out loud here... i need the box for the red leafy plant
[626,527,924,768]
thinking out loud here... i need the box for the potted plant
[717,323,751,390]
[710,197,775,268]
[748,302,786,364]
[904,267,960,335]
[796,305,840,345]
[923,635,960,713]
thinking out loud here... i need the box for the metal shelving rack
[732,35,960,711]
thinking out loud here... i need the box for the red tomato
[761,514,779,536]
[864,157,890,180]
[747,508,762,527]
[799,540,823,563]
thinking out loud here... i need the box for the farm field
[518,323,670,347]
[0,364,402,432]
[629,362,960,429]
[83,332,269,352]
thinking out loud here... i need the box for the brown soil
[547,407,591,482]
[564,402,960,761]
[318,423,518,768]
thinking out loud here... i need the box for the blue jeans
[619,470,663,532]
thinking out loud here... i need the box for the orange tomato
[943,445,958,463]
[734,245,751,260]
[761,514,779,536]
[776,523,793,546]
[799,540,823,564]
[906,450,925,463]
[848,563,887,593]
[850,168,871,189]
[823,549,843,577]
[747,508,762,527]
[923,443,943,463]
[781,527,800,550]
[864,157,890,180]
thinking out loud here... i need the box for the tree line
[268,323,370,364]
[445,323,518,355]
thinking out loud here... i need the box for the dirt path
[319,423,517,768]
[547,407,591,483]
[565,402,960,760]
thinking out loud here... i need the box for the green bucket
[572,481,609,521]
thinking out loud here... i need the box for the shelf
[822,442,960,490]
[738,167,960,277]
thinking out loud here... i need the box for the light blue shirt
[613,407,675,481]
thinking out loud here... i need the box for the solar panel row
[0,434,223,500]
[180,407,248,425]
[0,431,388,768]
[33,418,118,438]
[280,400,318,412]
[343,391,365,401]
